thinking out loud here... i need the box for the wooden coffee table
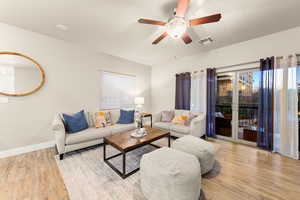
[103,126,170,179]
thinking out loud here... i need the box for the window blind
[99,71,136,110]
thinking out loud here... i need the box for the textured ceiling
[0,0,300,66]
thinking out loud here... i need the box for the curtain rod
[216,60,260,71]
[217,54,300,71]
[276,54,300,59]
[177,54,300,75]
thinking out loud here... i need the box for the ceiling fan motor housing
[166,17,187,39]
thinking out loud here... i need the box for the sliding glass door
[216,69,259,145]
[216,73,234,138]
[237,70,260,144]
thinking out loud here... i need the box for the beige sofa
[52,109,136,160]
[153,110,206,138]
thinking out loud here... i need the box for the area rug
[55,140,168,200]
[55,138,215,200]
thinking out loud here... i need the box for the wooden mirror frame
[0,52,45,97]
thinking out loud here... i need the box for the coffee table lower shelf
[103,133,170,179]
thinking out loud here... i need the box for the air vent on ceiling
[198,36,213,45]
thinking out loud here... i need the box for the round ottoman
[172,135,215,175]
[140,147,201,200]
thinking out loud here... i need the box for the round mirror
[0,52,45,97]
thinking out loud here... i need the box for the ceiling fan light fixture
[137,0,221,45]
[166,17,187,39]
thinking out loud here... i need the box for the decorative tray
[130,130,147,138]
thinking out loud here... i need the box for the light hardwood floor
[0,148,69,200]
[0,139,299,200]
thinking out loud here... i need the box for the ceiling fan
[137,0,221,45]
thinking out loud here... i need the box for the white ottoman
[140,147,201,200]
[172,135,215,175]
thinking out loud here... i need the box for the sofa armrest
[152,112,162,123]
[190,113,206,137]
[52,115,66,154]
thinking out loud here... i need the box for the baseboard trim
[0,141,55,159]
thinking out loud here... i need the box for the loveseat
[153,110,206,138]
[52,109,136,160]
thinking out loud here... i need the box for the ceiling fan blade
[152,32,168,45]
[138,18,166,26]
[175,0,190,18]
[182,32,192,44]
[189,14,222,26]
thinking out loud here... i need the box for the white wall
[151,26,300,113]
[0,23,151,151]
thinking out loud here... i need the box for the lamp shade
[134,97,144,105]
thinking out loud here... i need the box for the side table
[141,113,152,127]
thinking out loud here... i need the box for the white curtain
[273,55,299,159]
[190,70,206,113]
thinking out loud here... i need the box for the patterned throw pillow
[172,115,189,125]
[94,112,106,128]
[161,111,174,122]
[104,112,113,126]
[184,114,198,126]
[94,111,113,128]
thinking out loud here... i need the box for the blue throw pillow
[117,110,135,124]
[62,110,89,133]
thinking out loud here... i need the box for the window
[99,71,136,109]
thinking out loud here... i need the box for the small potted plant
[135,112,143,129]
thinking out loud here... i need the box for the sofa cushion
[161,111,174,122]
[62,110,89,133]
[109,109,121,124]
[94,112,107,128]
[172,115,189,125]
[111,123,136,134]
[60,111,93,128]
[66,127,111,145]
[170,124,190,134]
[153,122,172,130]
[117,110,135,124]
[185,113,198,126]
